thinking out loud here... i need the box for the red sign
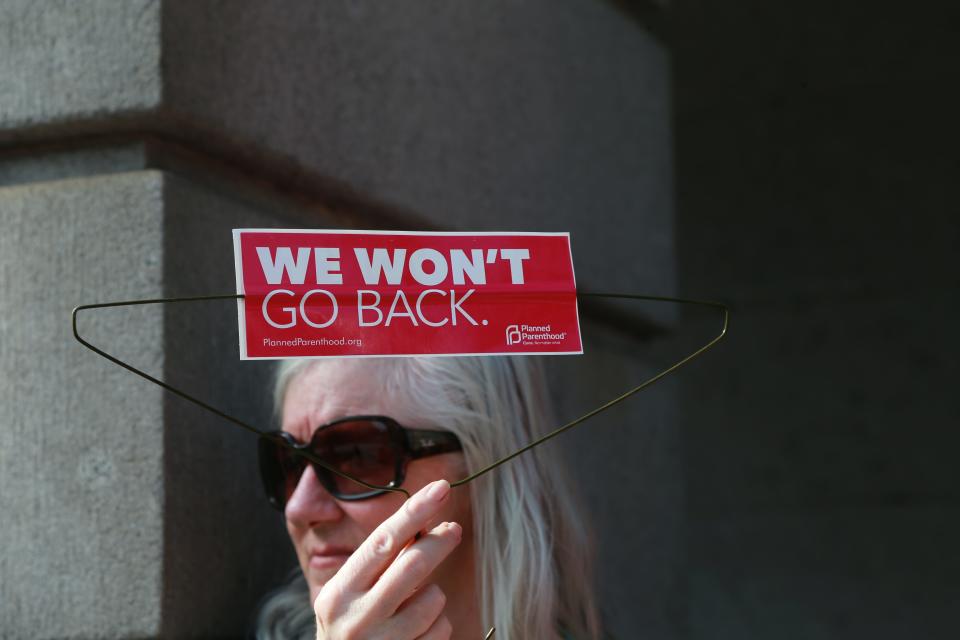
[233,229,582,359]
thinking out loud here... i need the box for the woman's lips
[308,548,353,570]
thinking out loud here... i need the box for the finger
[333,479,452,593]
[416,614,453,640]
[367,521,462,615]
[385,583,446,639]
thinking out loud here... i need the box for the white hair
[255,356,601,640]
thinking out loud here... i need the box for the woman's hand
[314,479,462,640]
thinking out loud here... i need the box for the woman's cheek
[341,496,407,534]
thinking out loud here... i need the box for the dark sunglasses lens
[258,436,304,509]
[312,419,398,496]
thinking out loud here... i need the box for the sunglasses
[258,415,463,508]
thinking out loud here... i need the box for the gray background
[0,0,956,638]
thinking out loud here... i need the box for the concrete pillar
[1,172,167,637]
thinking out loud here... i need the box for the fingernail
[446,521,462,540]
[427,479,450,502]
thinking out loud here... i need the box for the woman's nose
[284,465,343,527]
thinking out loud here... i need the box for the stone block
[0,171,297,637]
[0,171,166,637]
[0,0,161,135]
[157,173,297,638]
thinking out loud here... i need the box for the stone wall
[0,2,676,637]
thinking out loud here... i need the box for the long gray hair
[255,356,601,640]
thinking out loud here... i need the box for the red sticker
[233,229,582,359]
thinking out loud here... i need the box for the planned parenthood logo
[505,323,567,346]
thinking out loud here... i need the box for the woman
[254,356,601,640]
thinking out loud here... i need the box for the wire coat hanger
[72,290,728,640]
[72,291,727,495]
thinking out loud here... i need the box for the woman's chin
[305,572,329,604]
[304,556,349,594]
